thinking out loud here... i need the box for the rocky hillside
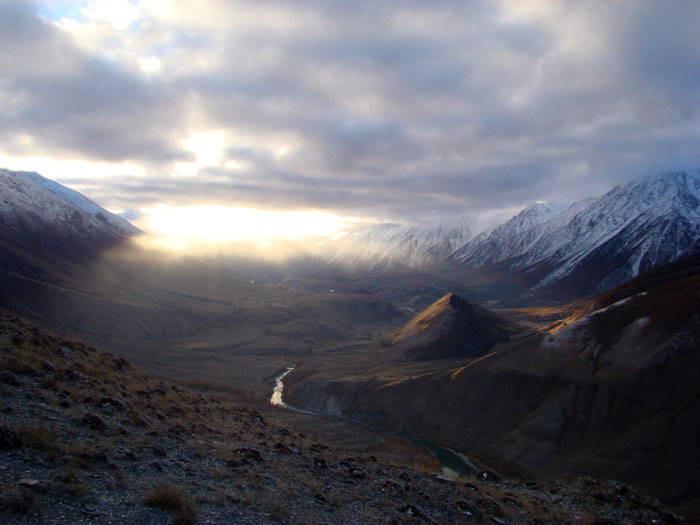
[0,313,683,523]
[383,293,510,361]
[286,255,700,518]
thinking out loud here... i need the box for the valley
[1,168,700,521]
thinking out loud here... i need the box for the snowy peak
[22,171,140,236]
[454,170,700,295]
[0,169,141,256]
[452,202,556,266]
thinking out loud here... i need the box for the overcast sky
[2,0,700,227]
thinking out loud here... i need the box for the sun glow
[175,131,225,176]
[137,205,355,250]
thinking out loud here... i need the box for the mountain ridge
[0,169,140,260]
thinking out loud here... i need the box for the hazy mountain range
[327,170,700,296]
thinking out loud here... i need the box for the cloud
[2,0,700,225]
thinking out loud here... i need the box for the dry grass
[17,422,57,450]
[143,482,197,525]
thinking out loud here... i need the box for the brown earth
[285,257,700,520]
[1,313,685,524]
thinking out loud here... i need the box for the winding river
[270,365,478,478]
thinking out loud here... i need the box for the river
[270,365,478,479]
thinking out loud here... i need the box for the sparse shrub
[40,376,58,391]
[0,483,34,513]
[1,356,36,376]
[143,482,197,525]
[17,422,56,450]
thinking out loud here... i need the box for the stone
[0,425,22,449]
[1,371,20,387]
[82,412,106,429]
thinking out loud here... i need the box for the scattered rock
[226,459,247,469]
[0,425,22,449]
[399,503,430,521]
[349,468,365,479]
[0,371,19,387]
[149,445,167,458]
[273,442,292,454]
[61,368,80,382]
[18,479,51,492]
[80,503,101,517]
[236,447,263,463]
[478,469,500,483]
[81,412,107,430]
[98,397,125,411]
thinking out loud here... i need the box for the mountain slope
[323,216,479,270]
[0,169,140,261]
[453,203,556,267]
[453,170,700,297]
[286,254,700,514]
[384,292,510,360]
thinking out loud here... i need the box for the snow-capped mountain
[316,169,700,297]
[455,170,700,294]
[324,216,479,270]
[0,169,140,257]
[452,202,557,267]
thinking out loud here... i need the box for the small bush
[0,484,34,513]
[17,422,56,450]
[143,482,196,524]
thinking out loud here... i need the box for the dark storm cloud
[3,0,700,223]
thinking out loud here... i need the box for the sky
[1,0,700,240]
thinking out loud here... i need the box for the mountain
[383,292,510,360]
[296,170,700,302]
[0,169,140,262]
[285,254,700,515]
[454,171,700,296]
[452,203,556,267]
[322,216,479,270]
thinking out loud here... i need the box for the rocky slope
[0,314,683,524]
[383,293,510,361]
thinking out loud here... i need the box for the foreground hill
[285,255,700,517]
[0,314,682,523]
